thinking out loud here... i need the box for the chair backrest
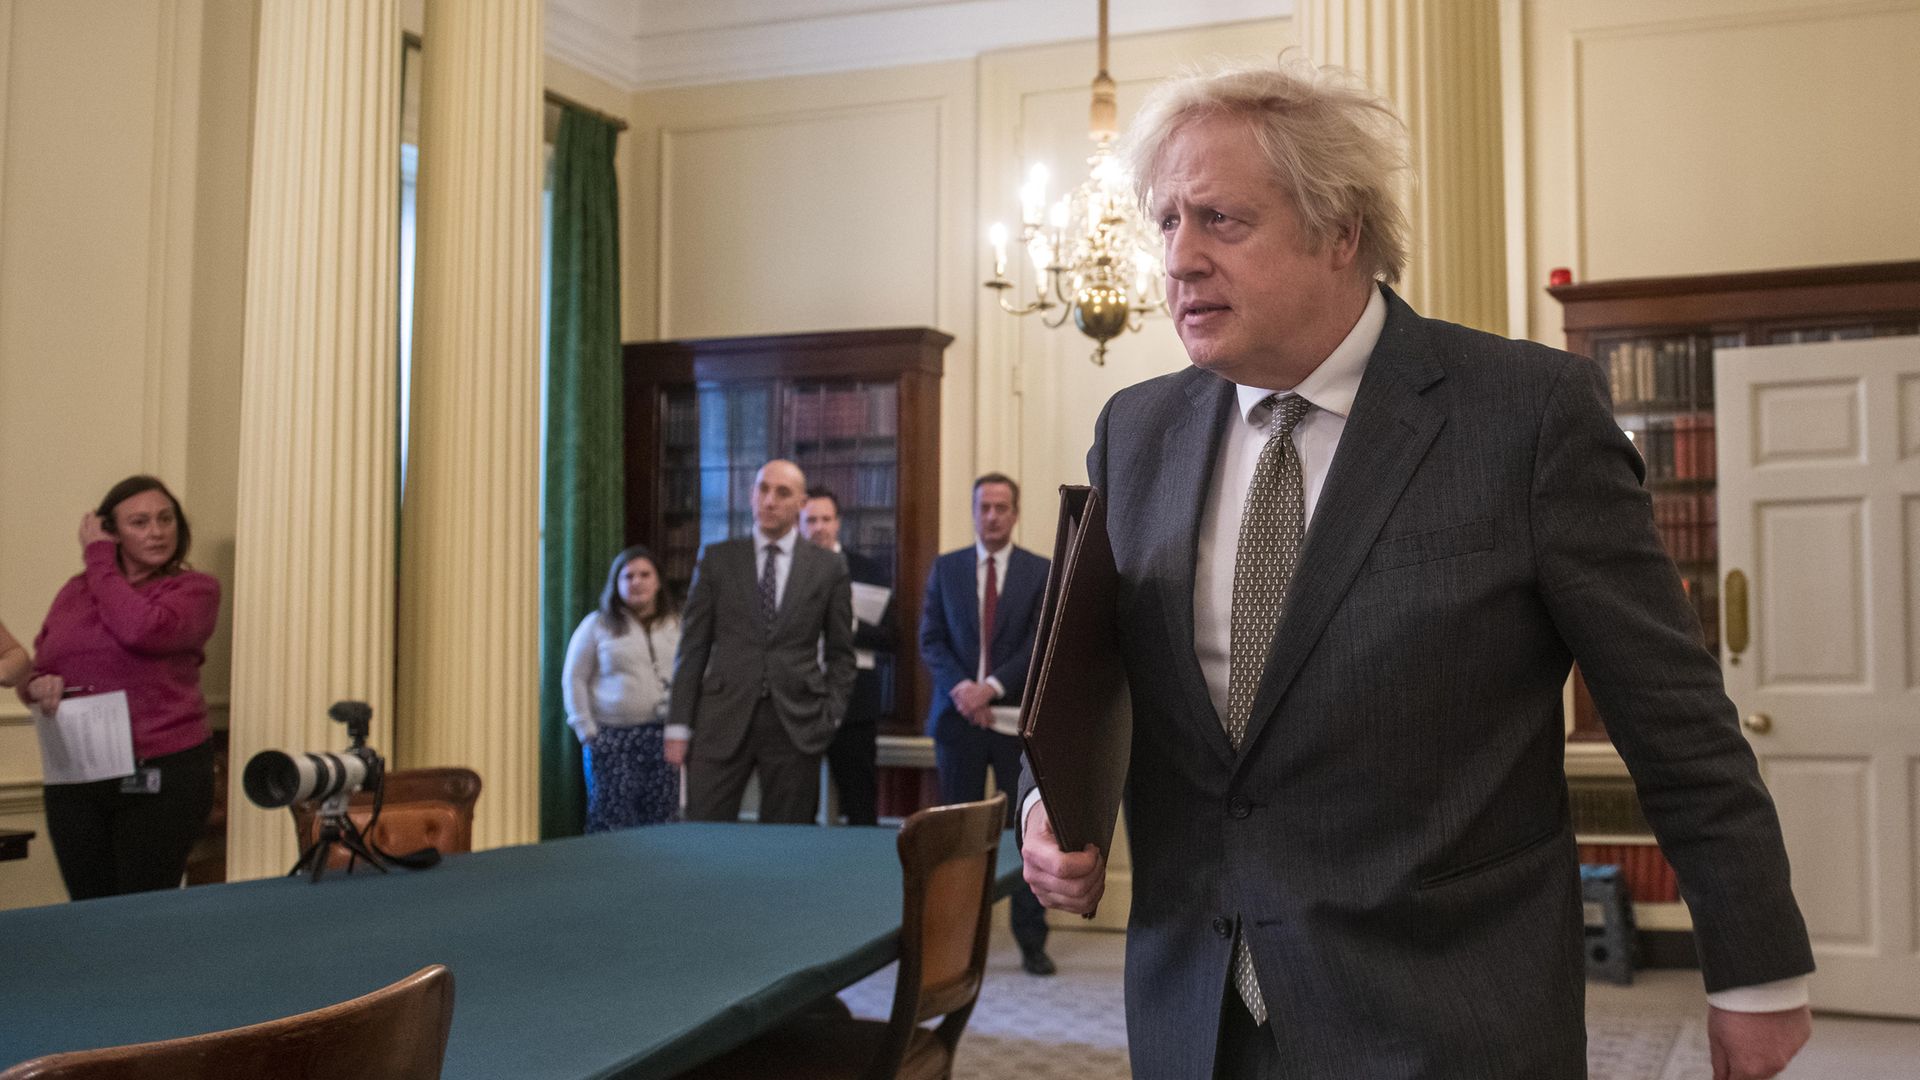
[864,793,1005,1080]
[0,964,455,1080]
[289,767,482,870]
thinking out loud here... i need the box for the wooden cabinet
[622,326,950,745]
[1550,261,1920,933]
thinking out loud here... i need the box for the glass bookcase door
[696,382,777,549]
[782,380,900,581]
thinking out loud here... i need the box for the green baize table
[0,822,1021,1079]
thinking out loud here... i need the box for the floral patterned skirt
[584,724,678,832]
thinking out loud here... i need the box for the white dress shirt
[758,527,798,612]
[1191,287,1384,725]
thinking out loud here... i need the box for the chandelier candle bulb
[989,223,1009,279]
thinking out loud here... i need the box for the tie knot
[1264,393,1313,437]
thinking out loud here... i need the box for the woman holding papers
[18,475,219,900]
[563,545,682,832]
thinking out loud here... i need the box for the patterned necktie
[759,542,780,629]
[1225,391,1313,1026]
[980,555,999,680]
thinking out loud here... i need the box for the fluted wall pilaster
[1299,0,1506,332]
[228,0,400,880]
[395,0,543,849]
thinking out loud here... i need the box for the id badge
[119,767,161,795]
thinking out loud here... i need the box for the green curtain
[539,108,624,839]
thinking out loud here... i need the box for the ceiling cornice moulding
[546,0,1290,93]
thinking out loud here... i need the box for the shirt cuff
[1019,788,1044,839]
[663,724,691,742]
[1706,976,1809,1013]
[985,675,1006,699]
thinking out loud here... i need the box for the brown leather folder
[1020,485,1131,863]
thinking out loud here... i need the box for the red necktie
[980,555,999,680]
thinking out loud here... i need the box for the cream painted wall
[1511,0,1920,345]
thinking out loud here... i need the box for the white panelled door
[1716,336,1920,1018]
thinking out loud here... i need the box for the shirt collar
[975,540,1008,567]
[761,528,797,558]
[1234,284,1387,424]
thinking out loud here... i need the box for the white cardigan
[561,611,682,744]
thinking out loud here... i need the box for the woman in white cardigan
[563,545,682,832]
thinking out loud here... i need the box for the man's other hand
[1022,798,1105,915]
[1707,1004,1811,1080]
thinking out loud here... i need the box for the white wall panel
[660,101,942,338]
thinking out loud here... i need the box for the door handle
[1743,712,1773,735]
[1725,569,1749,666]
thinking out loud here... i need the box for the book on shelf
[1577,841,1680,904]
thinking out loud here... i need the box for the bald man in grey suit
[1020,63,1812,1080]
[668,459,855,824]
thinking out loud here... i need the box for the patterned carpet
[838,924,1920,1079]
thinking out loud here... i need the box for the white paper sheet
[850,582,891,626]
[35,690,136,785]
[989,705,1023,738]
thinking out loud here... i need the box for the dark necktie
[1226,392,1313,1025]
[980,554,999,679]
[760,542,780,629]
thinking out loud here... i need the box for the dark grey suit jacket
[668,535,856,758]
[1059,288,1812,1078]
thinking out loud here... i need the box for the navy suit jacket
[918,544,1048,743]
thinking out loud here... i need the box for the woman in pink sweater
[20,475,220,900]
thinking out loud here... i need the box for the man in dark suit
[922,473,1055,974]
[800,485,891,826]
[668,459,855,824]
[1019,63,1814,1078]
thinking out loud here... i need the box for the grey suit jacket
[668,535,856,758]
[1043,287,1812,1079]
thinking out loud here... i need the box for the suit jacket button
[1212,916,1232,938]
[1228,796,1252,819]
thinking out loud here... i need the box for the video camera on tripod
[242,701,439,882]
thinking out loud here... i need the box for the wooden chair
[289,767,482,873]
[0,964,454,1080]
[678,794,1007,1080]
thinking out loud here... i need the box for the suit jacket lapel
[987,549,1034,664]
[1163,372,1238,768]
[777,541,820,633]
[1238,291,1447,756]
[949,552,981,671]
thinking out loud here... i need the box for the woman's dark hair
[96,475,191,574]
[597,545,675,635]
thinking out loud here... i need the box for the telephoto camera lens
[241,749,371,808]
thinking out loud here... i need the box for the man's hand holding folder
[1022,798,1108,915]
[1017,486,1130,920]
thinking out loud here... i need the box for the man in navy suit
[921,473,1054,974]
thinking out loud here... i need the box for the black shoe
[1020,948,1056,976]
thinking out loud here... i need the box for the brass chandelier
[984,0,1166,365]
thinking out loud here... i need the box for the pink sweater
[27,541,220,760]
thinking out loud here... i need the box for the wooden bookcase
[1551,260,1920,938]
[622,327,950,779]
